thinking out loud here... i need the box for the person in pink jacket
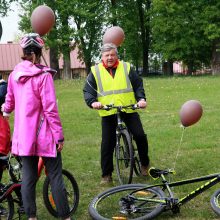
[1,33,72,220]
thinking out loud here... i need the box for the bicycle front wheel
[210,188,220,216]
[43,169,79,217]
[116,129,134,184]
[0,194,14,220]
[89,184,166,220]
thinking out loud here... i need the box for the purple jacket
[3,60,64,157]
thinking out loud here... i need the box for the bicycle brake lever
[131,104,138,110]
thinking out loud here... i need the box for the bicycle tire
[0,194,14,220]
[210,188,220,216]
[132,140,141,176]
[43,169,79,217]
[116,129,134,184]
[89,183,166,220]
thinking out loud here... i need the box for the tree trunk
[187,61,194,75]
[63,54,71,79]
[49,47,60,79]
[162,60,173,75]
[212,39,220,75]
[110,0,117,26]
[85,59,92,76]
[137,0,151,76]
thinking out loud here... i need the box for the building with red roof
[0,42,86,80]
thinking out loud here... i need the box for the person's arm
[2,74,15,115]
[39,73,64,144]
[83,73,101,108]
[129,70,147,108]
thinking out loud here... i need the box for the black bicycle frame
[115,107,126,131]
[130,173,220,207]
[173,173,220,205]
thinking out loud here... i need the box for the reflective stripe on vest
[94,61,133,97]
[92,61,136,116]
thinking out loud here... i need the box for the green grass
[6,76,220,219]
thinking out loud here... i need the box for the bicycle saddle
[149,167,175,179]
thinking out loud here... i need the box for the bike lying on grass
[0,153,79,220]
[102,104,142,185]
[89,164,220,220]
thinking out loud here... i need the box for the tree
[0,0,16,16]
[151,0,212,75]
[202,0,220,74]
[103,0,152,76]
[68,0,106,75]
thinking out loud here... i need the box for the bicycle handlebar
[102,104,139,111]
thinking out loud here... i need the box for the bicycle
[102,104,142,185]
[0,153,79,220]
[89,166,220,219]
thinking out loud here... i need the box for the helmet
[20,33,44,49]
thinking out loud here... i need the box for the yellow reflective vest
[91,61,136,117]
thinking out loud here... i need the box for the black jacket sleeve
[0,81,7,106]
[129,69,146,101]
[83,72,98,108]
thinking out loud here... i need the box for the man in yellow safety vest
[83,43,150,184]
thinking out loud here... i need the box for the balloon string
[172,126,186,170]
[42,52,48,66]
[86,77,105,97]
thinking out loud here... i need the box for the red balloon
[31,5,55,36]
[103,26,125,47]
[179,100,203,127]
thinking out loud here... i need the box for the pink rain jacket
[3,60,64,157]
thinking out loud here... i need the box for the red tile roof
[0,42,85,72]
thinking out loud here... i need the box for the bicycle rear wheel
[43,169,79,217]
[132,140,141,176]
[0,194,14,220]
[89,184,166,220]
[115,129,134,184]
[210,188,220,216]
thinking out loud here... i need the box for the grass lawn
[6,76,220,219]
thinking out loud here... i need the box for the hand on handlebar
[91,102,102,109]
[137,99,147,109]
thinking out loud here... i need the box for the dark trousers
[101,112,150,177]
[21,153,70,219]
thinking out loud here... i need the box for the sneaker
[100,175,113,185]
[141,164,150,176]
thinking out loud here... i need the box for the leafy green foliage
[151,0,214,72]
[0,0,16,16]
[12,0,220,75]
